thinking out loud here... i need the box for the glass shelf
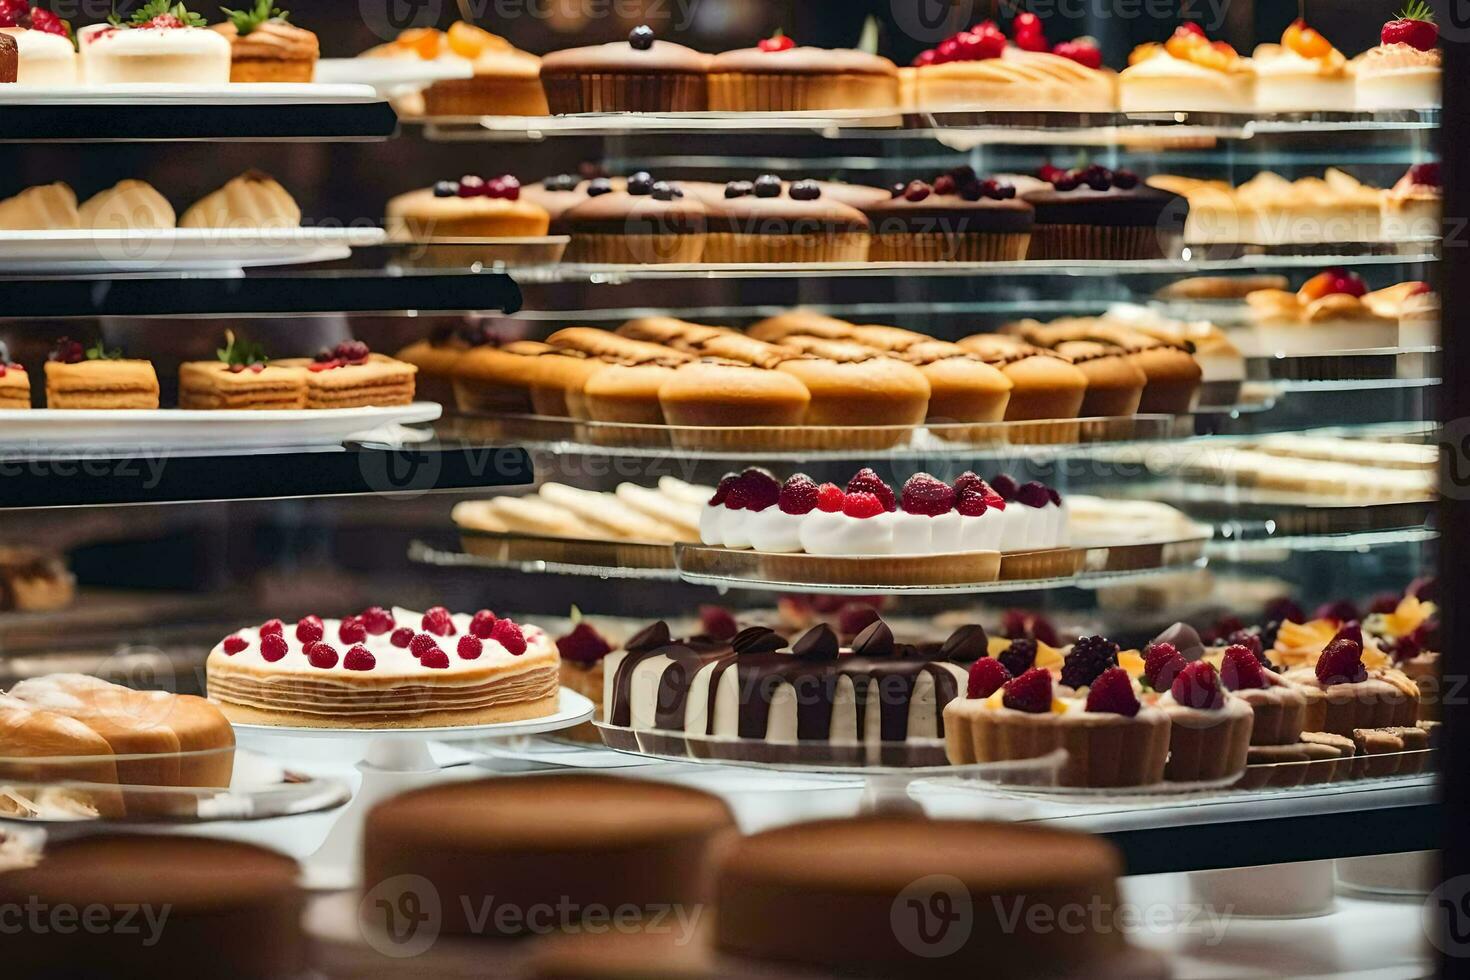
[0,92,398,142]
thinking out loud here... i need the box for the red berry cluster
[1037,163,1139,192]
[912,15,1102,70]
[891,168,1016,203]
[0,1,69,36]
[450,174,522,201]
[309,340,372,372]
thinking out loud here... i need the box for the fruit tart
[944,661,1170,787]
[555,612,617,743]
[212,0,318,83]
[1214,642,1306,745]
[0,341,30,409]
[1153,659,1253,781]
[1120,22,1255,113]
[43,337,159,410]
[1354,3,1441,110]
[1252,19,1353,112]
[1283,625,1421,736]
[0,2,77,83]
[79,2,231,84]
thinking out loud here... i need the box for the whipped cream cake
[1,24,78,83]
[79,4,230,84]
[206,605,559,728]
[1354,5,1441,110]
[602,619,984,763]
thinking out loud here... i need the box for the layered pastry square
[273,351,416,408]
[178,360,308,410]
[0,357,29,409]
[43,352,160,410]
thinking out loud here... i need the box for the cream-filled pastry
[0,181,80,229]
[179,170,300,229]
[78,180,175,230]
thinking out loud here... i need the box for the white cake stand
[231,689,594,890]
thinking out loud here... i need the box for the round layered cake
[206,606,560,729]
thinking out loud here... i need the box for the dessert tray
[0,83,382,105]
[0,402,442,453]
[0,748,350,825]
[0,226,387,274]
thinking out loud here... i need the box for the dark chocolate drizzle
[731,625,787,654]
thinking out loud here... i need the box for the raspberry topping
[727,467,781,512]
[815,483,845,513]
[344,645,376,671]
[422,606,456,636]
[1060,635,1120,689]
[1224,629,1262,658]
[558,621,614,663]
[967,657,1010,699]
[457,635,484,660]
[1000,610,1058,646]
[955,487,989,517]
[778,474,820,515]
[295,616,323,643]
[998,637,1037,677]
[1143,642,1187,691]
[953,471,983,495]
[259,618,284,637]
[419,648,451,669]
[390,627,414,648]
[837,602,880,637]
[1220,644,1269,690]
[900,473,957,516]
[1170,661,1225,710]
[1002,667,1053,714]
[1085,667,1141,717]
[1265,597,1305,624]
[1015,481,1052,508]
[361,606,395,635]
[409,632,440,658]
[306,642,339,669]
[260,634,288,662]
[990,474,1019,500]
[698,605,739,640]
[842,491,885,519]
[757,30,795,52]
[338,617,367,644]
[1315,599,1360,622]
[491,618,527,655]
[469,609,498,639]
[222,635,248,655]
[846,468,896,511]
[1316,636,1368,685]
[709,472,738,506]
[1053,37,1103,69]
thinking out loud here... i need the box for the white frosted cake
[1,27,77,83]
[79,16,230,84]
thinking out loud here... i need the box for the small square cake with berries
[178,331,307,410]
[274,341,417,408]
[43,337,159,410]
[0,342,30,409]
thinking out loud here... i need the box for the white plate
[0,82,380,104]
[314,58,473,94]
[0,226,386,273]
[0,402,442,452]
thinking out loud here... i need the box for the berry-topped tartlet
[1018,163,1185,260]
[559,171,709,264]
[212,1,318,83]
[1210,641,1307,745]
[1252,19,1352,113]
[1381,162,1441,240]
[861,169,1034,262]
[43,336,159,409]
[206,605,560,728]
[702,175,871,263]
[79,1,231,84]
[1152,659,1253,781]
[178,330,308,410]
[0,341,29,409]
[273,341,416,408]
[555,613,618,743]
[0,3,78,83]
[1119,22,1255,113]
[903,15,1116,113]
[386,174,551,241]
[1354,3,1441,110]
[539,25,711,113]
[1281,625,1421,737]
[707,32,898,111]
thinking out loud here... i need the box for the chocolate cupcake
[540,25,710,113]
[862,171,1034,262]
[703,175,870,263]
[559,172,708,264]
[707,37,899,111]
[1020,165,1186,260]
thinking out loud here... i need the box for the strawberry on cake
[0,3,78,83]
[79,2,231,84]
[206,605,560,728]
[1355,4,1440,110]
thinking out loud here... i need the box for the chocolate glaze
[792,624,839,662]
[939,623,988,663]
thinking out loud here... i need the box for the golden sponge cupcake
[540,25,710,113]
[707,33,898,110]
[1282,625,1421,736]
[862,171,1033,262]
[955,334,1088,422]
[702,175,869,263]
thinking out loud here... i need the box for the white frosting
[956,507,1004,551]
[995,502,1034,551]
[746,508,806,553]
[888,511,933,555]
[798,510,895,556]
[698,503,723,545]
[207,607,547,679]
[2,28,78,84]
[79,23,231,84]
[718,506,753,549]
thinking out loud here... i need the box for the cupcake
[1119,22,1256,113]
[954,334,1089,422]
[707,33,898,111]
[1354,6,1440,110]
[213,2,319,83]
[559,173,708,264]
[1215,643,1307,745]
[522,173,626,224]
[386,175,550,239]
[702,175,870,263]
[1251,19,1353,112]
[1153,660,1253,782]
[1020,165,1185,260]
[540,25,709,113]
[862,171,1034,262]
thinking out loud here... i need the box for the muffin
[522,173,626,223]
[213,4,319,82]
[702,175,870,263]
[424,23,547,116]
[955,334,1088,421]
[657,360,812,444]
[707,36,898,110]
[540,26,709,113]
[559,173,708,264]
[1008,317,1202,414]
[1052,340,1147,417]
[386,175,550,239]
[863,172,1034,261]
[1020,166,1185,260]
[451,341,549,415]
